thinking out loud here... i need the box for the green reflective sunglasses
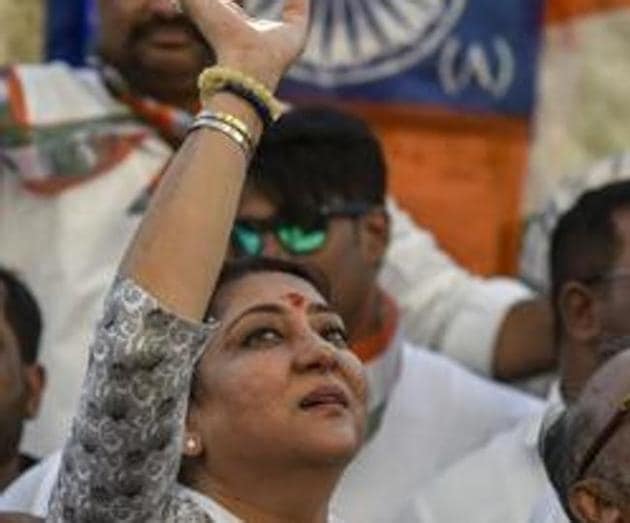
[232,203,372,256]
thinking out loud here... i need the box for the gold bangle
[197,110,254,151]
[189,118,252,159]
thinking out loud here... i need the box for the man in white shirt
[0,0,552,457]
[402,180,630,523]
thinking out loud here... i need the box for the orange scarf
[351,293,399,363]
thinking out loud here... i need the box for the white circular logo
[245,0,467,87]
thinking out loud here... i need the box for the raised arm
[120,0,310,321]
[46,1,310,521]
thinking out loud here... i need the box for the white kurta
[381,200,532,375]
[397,390,565,523]
[332,341,543,523]
[528,486,570,523]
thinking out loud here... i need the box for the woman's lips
[299,384,350,409]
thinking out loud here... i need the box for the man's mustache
[128,14,212,53]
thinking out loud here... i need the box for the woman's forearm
[118,0,310,322]
[119,94,261,322]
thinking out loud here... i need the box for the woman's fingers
[280,0,311,51]
[180,0,247,40]
[179,0,311,88]
[281,0,311,25]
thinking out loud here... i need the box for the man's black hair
[247,105,387,222]
[550,180,630,341]
[0,268,42,364]
[205,256,331,320]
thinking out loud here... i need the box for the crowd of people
[0,0,629,522]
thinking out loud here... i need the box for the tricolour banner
[47,0,562,275]
[248,0,545,274]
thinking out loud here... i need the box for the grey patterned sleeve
[47,278,217,523]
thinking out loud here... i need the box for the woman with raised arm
[45,1,367,521]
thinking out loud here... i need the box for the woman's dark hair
[0,268,42,364]
[205,256,331,320]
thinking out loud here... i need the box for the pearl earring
[186,438,197,452]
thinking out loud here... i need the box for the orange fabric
[349,102,529,276]
[7,67,28,127]
[545,0,630,24]
[351,294,399,363]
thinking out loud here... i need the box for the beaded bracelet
[198,66,283,128]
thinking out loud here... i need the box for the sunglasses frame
[574,394,630,482]
[232,201,374,256]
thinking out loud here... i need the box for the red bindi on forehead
[282,292,307,309]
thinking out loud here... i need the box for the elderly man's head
[551,180,630,402]
[542,348,630,523]
[95,0,243,108]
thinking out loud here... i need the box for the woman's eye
[321,326,349,349]
[242,328,282,348]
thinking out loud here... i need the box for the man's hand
[179,0,311,90]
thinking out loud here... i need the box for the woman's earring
[185,437,198,454]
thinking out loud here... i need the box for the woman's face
[188,271,367,475]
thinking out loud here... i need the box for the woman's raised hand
[179,0,311,90]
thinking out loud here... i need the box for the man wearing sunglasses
[542,349,630,523]
[406,180,630,523]
[231,106,544,522]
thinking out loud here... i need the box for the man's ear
[358,208,390,267]
[569,480,624,523]
[22,363,45,419]
[559,282,602,343]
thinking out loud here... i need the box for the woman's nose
[292,337,338,374]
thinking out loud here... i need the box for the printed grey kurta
[47,278,217,522]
